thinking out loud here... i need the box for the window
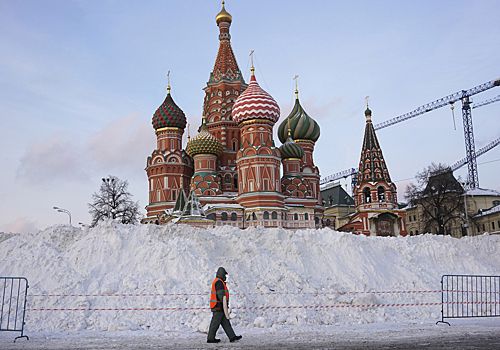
[294,213,298,220]
[263,211,269,219]
[305,213,309,220]
[264,180,268,191]
[409,216,412,222]
[225,174,231,183]
[414,215,416,221]
[207,213,216,221]
[410,231,413,236]
[364,188,371,203]
[172,191,176,201]
[253,213,257,220]
[272,211,277,220]
[221,212,228,221]
[492,222,495,230]
[326,219,330,226]
[415,230,419,235]
[231,213,237,221]
[234,175,238,190]
[378,187,385,202]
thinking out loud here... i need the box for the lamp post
[462,182,471,237]
[53,206,71,225]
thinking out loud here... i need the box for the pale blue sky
[1,0,499,232]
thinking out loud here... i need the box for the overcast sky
[1,0,499,233]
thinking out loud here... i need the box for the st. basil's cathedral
[142,3,407,236]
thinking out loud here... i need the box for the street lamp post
[462,182,471,237]
[53,206,71,225]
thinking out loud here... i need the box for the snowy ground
[2,318,500,349]
[1,222,500,348]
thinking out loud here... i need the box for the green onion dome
[152,87,187,130]
[277,96,320,144]
[186,120,223,157]
[279,134,304,160]
[365,107,372,116]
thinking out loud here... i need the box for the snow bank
[1,222,499,333]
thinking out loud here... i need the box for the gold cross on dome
[293,75,299,90]
[249,50,254,68]
[365,95,370,107]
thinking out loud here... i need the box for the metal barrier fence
[438,275,500,325]
[1,277,29,342]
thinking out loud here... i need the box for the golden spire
[249,50,255,75]
[293,75,299,99]
[365,95,369,108]
[287,118,292,138]
[187,122,190,141]
[167,71,171,94]
[216,1,232,25]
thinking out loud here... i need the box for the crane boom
[472,94,500,109]
[374,79,500,131]
[449,136,500,172]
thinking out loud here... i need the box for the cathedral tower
[339,106,407,236]
[203,2,247,194]
[145,84,193,220]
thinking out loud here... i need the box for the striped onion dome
[277,96,320,143]
[152,87,187,130]
[279,134,304,160]
[232,71,280,125]
[186,120,223,157]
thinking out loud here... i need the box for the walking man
[207,267,242,343]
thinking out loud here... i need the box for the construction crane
[320,135,500,193]
[373,78,500,188]
[320,79,500,190]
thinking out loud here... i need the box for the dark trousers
[207,311,236,340]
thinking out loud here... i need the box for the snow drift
[1,222,499,333]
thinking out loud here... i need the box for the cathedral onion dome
[152,87,187,130]
[215,1,232,25]
[186,119,223,157]
[277,94,320,144]
[279,133,304,160]
[232,70,280,125]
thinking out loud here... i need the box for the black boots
[230,335,242,342]
[207,339,221,343]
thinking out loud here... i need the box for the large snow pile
[1,222,499,333]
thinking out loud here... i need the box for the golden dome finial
[167,70,171,94]
[250,50,255,76]
[293,75,299,100]
[216,1,232,25]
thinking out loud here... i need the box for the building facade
[338,107,408,236]
[143,3,325,229]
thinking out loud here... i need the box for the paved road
[2,322,500,349]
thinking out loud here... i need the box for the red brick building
[143,3,324,229]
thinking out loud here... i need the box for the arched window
[231,213,237,221]
[225,174,231,183]
[221,212,228,221]
[364,187,371,203]
[272,211,277,220]
[377,187,385,202]
[263,211,269,219]
[253,212,257,220]
[326,219,331,226]
[305,213,309,220]
[234,174,238,190]
[328,195,333,206]
[294,213,298,220]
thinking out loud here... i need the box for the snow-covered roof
[466,188,500,197]
[473,204,500,218]
[203,203,245,211]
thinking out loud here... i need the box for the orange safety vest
[210,277,229,310]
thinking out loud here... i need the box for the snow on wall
[1,221,499,332]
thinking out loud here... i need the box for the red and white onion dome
[232,71,280,125]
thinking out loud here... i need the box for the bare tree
[88,176,141,227]
[405,163,464,235]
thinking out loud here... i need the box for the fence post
[0,277,29,342]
